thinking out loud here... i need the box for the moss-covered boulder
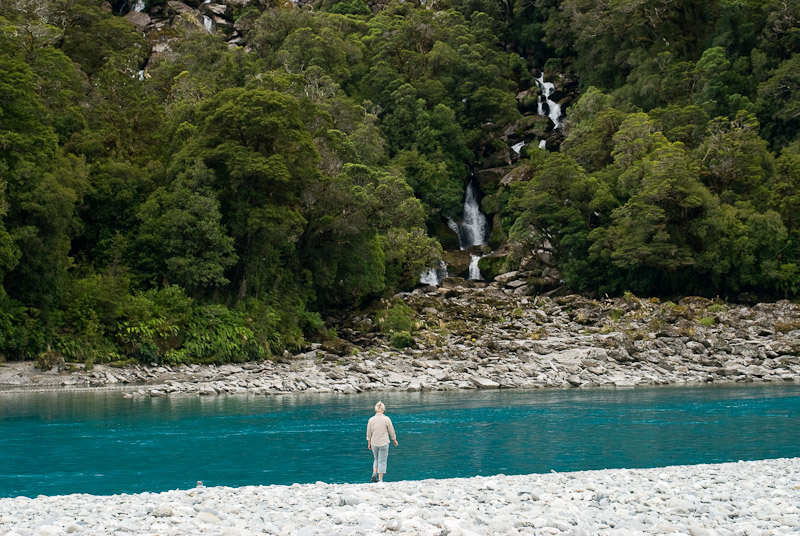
[35,350,66,372]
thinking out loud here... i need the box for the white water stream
[419,260,448,286]
[420,181,490,285]
[535,73,562,130]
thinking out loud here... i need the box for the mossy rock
[478,255,505,282]
[109,359,140,368]
[432,218,460,251]
[480,194,501,215]
[775,320,800,333]
[35,350,66,372]
[321,337,355,356]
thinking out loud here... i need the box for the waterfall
[419,180,490,285]
[460,181,489,249]
[539,139,547,149]
[420,261,449,286]
[445,181,488,251]
[203,15,214,32]
[535,73,562,129]
[511,141,525,154]
[453,180,489,280]
[469,255,483,280]
[133,0,145,11]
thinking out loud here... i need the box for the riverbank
[2,458,798,535]
[1,288,799,397]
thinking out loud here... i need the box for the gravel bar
[2,458,799,535]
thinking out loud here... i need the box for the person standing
[366,401,398,483]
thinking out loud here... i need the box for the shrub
[0,298,45,360]
[708,304,727,313]
[376,301,415,333]
[390,331,415,349]
[698,316,716,327]
[174,304,269,364]
[113,286,193,363]
[116,317,180,363]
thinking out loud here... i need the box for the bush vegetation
[0,0,798,363]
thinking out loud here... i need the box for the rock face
[123,0,246,63]
[2,288,798,398]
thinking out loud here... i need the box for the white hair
[374,401,385,413]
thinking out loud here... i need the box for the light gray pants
[371,444,389,474]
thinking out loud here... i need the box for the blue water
[1,384,799,498]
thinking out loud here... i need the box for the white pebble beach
[2,458,799,536]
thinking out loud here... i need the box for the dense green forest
[1,0,799,364]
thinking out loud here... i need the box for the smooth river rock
[1,458,798,535]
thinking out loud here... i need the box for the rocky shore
[3,458,799,535]
[1,287,799,397]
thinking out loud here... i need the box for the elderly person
[366,401,398,483]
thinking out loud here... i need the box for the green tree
[136,161,237,295]
[698,111,774,207]
[757,54,800,148]
[176,87,321,301]
[561,87,627,172]
[508,153,593,275]
[0,55,87,312]
[590,142,715,295]
[697,203,788,294]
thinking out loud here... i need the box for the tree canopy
[1,0,799,363]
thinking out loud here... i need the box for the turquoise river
[1,384,799,497]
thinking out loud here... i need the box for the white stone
[471,377,500,388]
[152,505,172,517]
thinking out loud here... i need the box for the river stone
[432,369,450,381]
[494,271,518,284]
[471,377,500,388]
[152,505,173,517]
[197,511,221,524]
[384,519,402,531]
[566,374,582,386]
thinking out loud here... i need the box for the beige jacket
[366,413,396,447]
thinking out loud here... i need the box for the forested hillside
[1,0,798,364]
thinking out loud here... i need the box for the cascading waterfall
[510,71,563,155]
[419,261,449,286]
[203,15,214,32]
[460,181,489,250]
[133,0,145,11]
[535,73,562,130]
[454,180,489,280]
[468,255,482,280]
[419,180,490,285]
